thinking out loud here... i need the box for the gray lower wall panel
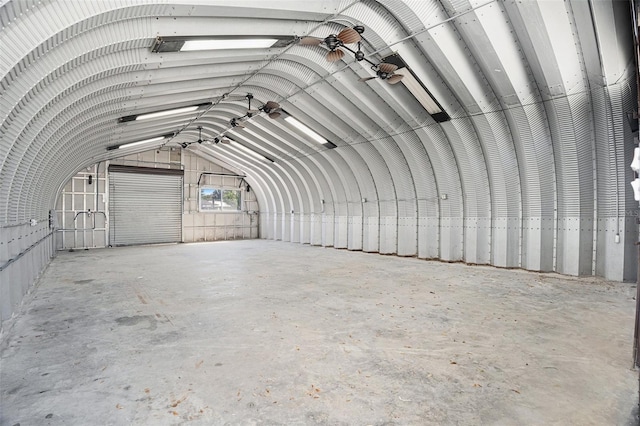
[362,217,379,252]
[348,216,363,251]
[491,217,521,268]
[274,213,283,240]
[397,217,417,256]
[282,214,292,242]
[464,217,491,265]
[521,217,555,272]
[309,214,322,246]
[555,217,594,276]
[417,217,439,259]
[440,218,464,261]
[596,217,637,282]
[380,217,398,254]
[290,214,299,243]
[0,223,55,333]
[334,216,348,248]
[321,214,334,247]
[299,214,310,245]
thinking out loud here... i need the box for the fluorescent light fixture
[181,38,278,51]
[393,68,441,115]
[118,136,165,149]
[107,136,166,151]
[118,102,210,123]
[382,54,450,123]
[151,36,295,53]
[230,142,275,163]
[284,116,336,148]
[136,106,199,121]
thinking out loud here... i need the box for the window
[199,187,241,212]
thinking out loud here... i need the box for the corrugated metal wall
[0,0,637,332]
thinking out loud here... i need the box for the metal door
[109,165,183,246]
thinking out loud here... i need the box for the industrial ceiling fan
[358,62,403,84]
[260,100,283,119]
[298,25,404,85]
[175,93,283,150]
[229,93,262,128]
[179,126,232,148]
[229,93,283,124]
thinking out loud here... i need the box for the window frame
[198,185,242,213]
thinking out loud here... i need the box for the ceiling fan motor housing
[324,34,341,50]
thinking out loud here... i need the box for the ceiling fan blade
[264,101,280,111]
[378,62,398,73]
[326,49,345,62]
[358,76,377,82]
[387,74,404,85]
[221,138,232,144]
[268,111,281,119]
[299,36,323,46]
[337,27,361,44]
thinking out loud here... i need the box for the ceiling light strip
[118,103,211,123]
[181,38,278,51]
[230,142,275,163]
[107,135,167,151]
[284,116,336,148]
[136,106,199,121]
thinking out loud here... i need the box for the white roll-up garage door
[109,165,183,246]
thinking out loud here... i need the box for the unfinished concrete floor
[1,240,638,425]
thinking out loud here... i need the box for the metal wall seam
[609,81,635,210]
[252,124,341,215]
[2,48,147,163]
[548,97,581,217]
[6,87,135,219]
[413,125,464,261]
[196,147,276,240]
[413,126,462,218]
[513,104,553,219]
[378,0,439,33]
[472,113,518,217]
[345,1,406,54]
[290,102,391,209]
[244,73,301,99]
[10,78,134,140]
[572,95,597,218]
[1,3,161,83]
[206,147,286,240]
[20,114,123,221]
[258,117,362,212]
[194,146,272,221]
[283,96,375,203]
[546,95,594,275]
[232,131,308,216]
[238,125,321,216]
[223,148,293,241]
[265,59,323,88]
[326,72,418,205]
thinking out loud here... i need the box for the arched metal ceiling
[0,0,636,280]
